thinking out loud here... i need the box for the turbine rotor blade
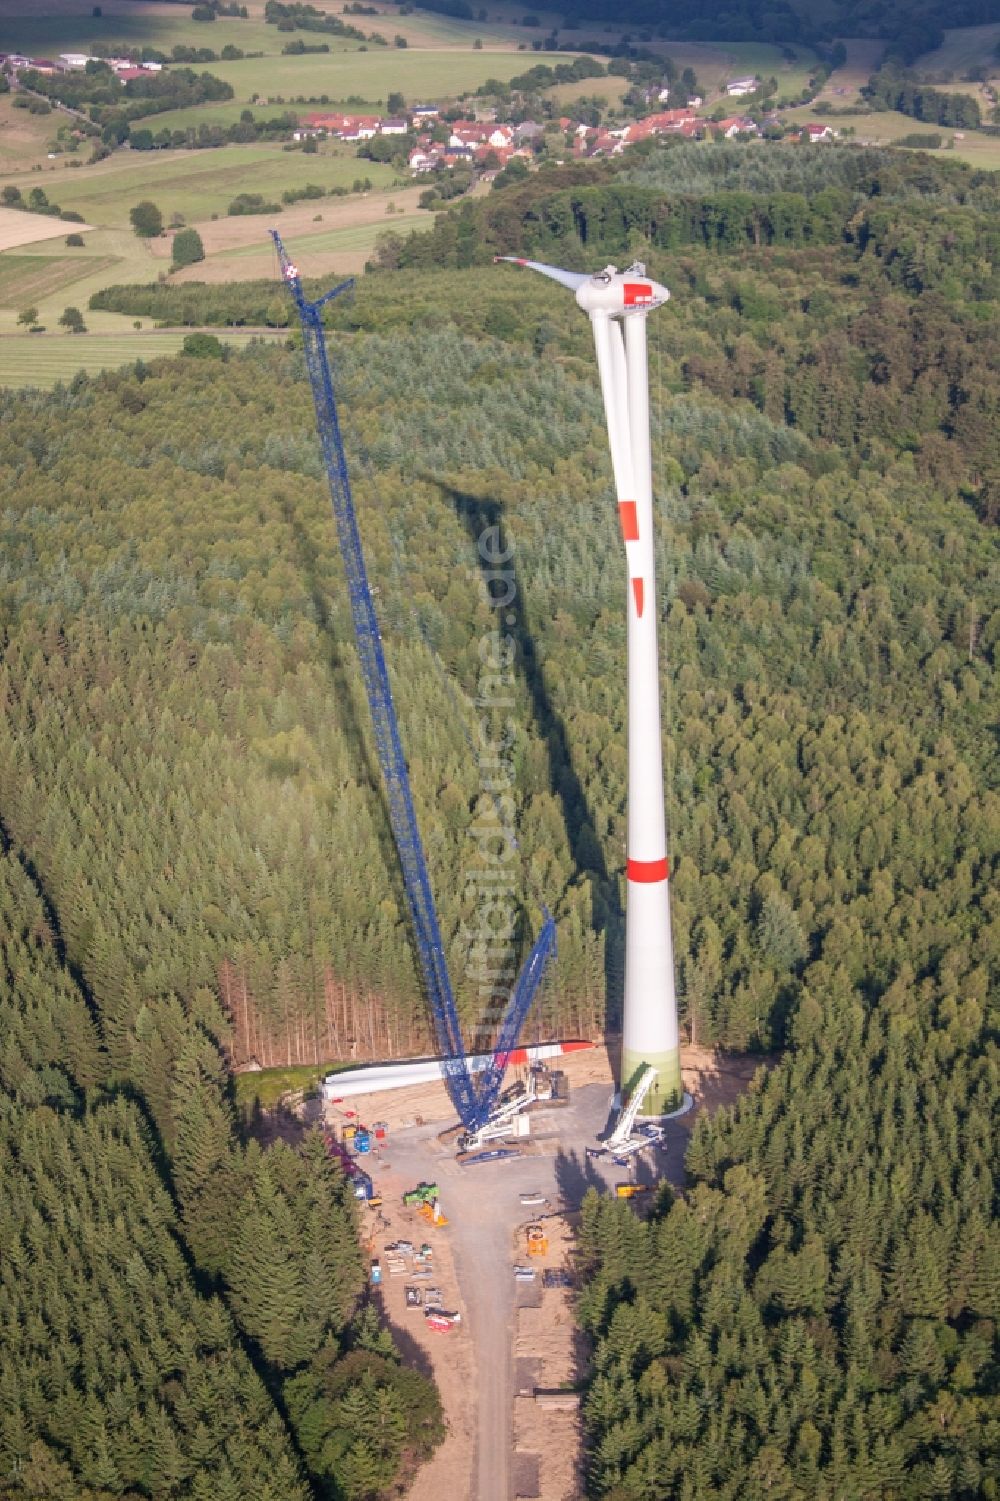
[494,255,588,292]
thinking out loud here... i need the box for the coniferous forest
[1,137,998,1496]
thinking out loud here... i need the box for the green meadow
[1,146,400,228]
[0,327,285,388]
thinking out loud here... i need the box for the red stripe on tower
[627,857,670,883]
[632,577,644,617]
[618,500,639,541]
[623,283,654,306]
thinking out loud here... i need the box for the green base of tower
[621,1045,682,1116]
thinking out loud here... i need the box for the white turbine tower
[498,256,681,1114]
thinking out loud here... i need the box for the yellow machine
[615,1183,651,1200]
[417,1198,448,1227]
[526,1224,548,1256]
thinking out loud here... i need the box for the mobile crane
[272,232,556,1136]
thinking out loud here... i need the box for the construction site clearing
[311,1041,766,1501]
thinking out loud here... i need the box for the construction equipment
[615,1183,652,1200]
[589,1066,661,1163]
[272,230,556,1137]
[424,1307,461,1325]
[530,1063,569,1104]
[456,1058,571,1154]
[542,1269,573,1288]
[403,1182,438,1207]
[417,1199,448,1227]
[324,1134,378,1200]
[525,1224,548,1257]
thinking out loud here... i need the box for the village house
[303,111,379,139]
[716,115,759,139]
[619,108,700,145]
[447,120,513,150]
[726,77,758,97]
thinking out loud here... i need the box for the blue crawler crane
[272,231,555,1134]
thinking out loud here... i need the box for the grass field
[0,223,158,332]
[186,49,572,109]
[0,0,562,60]
[0,3,292,61]
[813,37,882,106]
[0,145,400,227]
[131,100,326,133]
[0,326,287,389]
[0,95,66,172]
[0,251,115,306]
[170,209,428,280]
[210,209,426,260]
[714,41,818,98]
[785,104,1000,168]
[913,22,1000,79]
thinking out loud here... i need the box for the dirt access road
[330,1043,762,1501]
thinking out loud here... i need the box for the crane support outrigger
[272,232,556,1135]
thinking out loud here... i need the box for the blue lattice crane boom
[272,231,556,1132]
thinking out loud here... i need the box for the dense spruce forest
[2,137,998,1496]
[0,832,447,1500]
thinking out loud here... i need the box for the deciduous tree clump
[129,198,163,237]
[171,226,206,269]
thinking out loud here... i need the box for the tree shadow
[553,1145,608,1210]
[372,1290,436,1382]
[432,479,625,1043]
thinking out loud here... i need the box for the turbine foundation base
[621,1045,682,1116]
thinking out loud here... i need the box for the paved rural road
[388,1082,655,1501]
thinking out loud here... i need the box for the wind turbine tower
[498,257,681,1114]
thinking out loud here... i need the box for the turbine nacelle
[495,256,669,316]
[576,263,669,317]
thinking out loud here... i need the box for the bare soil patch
[0,207,95,251]
[512,1217,583,1501]
[370,1161,476,1501]
[330,1040,762,1140]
